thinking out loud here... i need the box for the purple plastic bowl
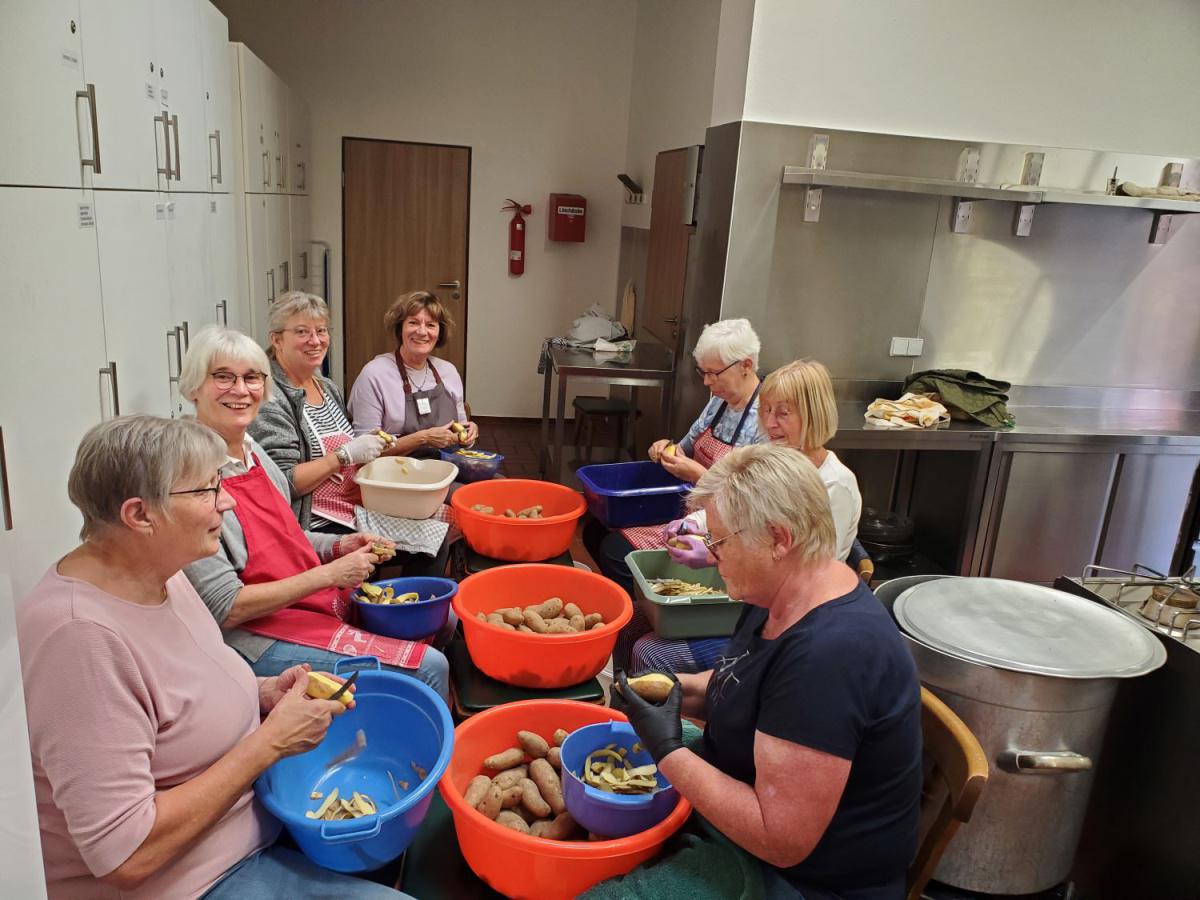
[560,721,678,839]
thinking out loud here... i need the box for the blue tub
[439,447,504,482]
[577,461,690,529]
[255,658,454,873]
[560,721,678,839]
[352,577,456,640]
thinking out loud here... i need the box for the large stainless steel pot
[876,576,1166,895]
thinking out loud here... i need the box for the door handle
[300,251,309,279]
[0,427,13,531]
[297,161,306,191]
[216,299,228,325]
[100,361,120,418]
[267,269,276,302]
[170,114,181,179]
[280,260,290,291]
[663,316,679,324]
[209,129,223,185]
[167,327,183,384]
[180,320,189,352]
[276,154,283,189]
[156,113,172,180]
[76,83,102,173]
[262,151,270,189]
[437,281,461,290]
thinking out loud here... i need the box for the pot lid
[894,578,1167,679]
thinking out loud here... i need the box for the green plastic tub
[625,549,743,639]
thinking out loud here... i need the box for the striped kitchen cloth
[354,504,461,556]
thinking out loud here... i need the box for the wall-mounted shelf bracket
[1012,151,1044,237]
[802,133,829,223]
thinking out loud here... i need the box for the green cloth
[903,368,1015,428]
[580,720,769,900]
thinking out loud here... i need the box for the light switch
[889,337,908,357]
[909,338,924,356]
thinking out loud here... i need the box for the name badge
[416,396,432,415]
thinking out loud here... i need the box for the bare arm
[222,545,378,629]
[658,731,850,869]
[677,671,712,719]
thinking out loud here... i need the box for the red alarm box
[547,193,586,242]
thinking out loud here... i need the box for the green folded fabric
[903,369,1015,428]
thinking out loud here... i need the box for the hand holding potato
[422,424,459,449]
[648,438,671,463]
[612,671,684,763]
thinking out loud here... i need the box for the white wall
[742,0,1200,157]
[621,0,722,229]
[215,0,636,417]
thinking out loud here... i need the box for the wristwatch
[334,446,350,466]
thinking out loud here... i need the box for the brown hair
[757,359,839,450]
[383,291,454,349]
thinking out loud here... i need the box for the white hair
[692,318,761,368]
[179,326,273,403]
[68,415,226,540]
[687,443,836,565]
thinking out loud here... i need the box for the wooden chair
[907,686,989,900]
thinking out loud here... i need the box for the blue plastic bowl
[560,721,678,839]
[352,577,456,640]
[577,461,690,529]
[439,447,504,482]
[255,657,454,872]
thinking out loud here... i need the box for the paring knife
[327,670,359,703]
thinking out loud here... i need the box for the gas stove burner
[1075,563,1200,650]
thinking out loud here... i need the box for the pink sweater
[348,353,468,436]
[17,568,280,899]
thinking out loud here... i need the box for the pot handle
[999,750,1092,773]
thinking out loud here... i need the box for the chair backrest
[907,686,989,900]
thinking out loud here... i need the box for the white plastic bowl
[355,457,457,519]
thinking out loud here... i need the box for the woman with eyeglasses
[604,444,920,900]
[583,318,767,669]
[627,359,865,674]
[17,415,414,898]
[249,292,390,533]
[179,326,450,702]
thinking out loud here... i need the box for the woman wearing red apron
[179,326,450,702]
[582,319,767,671]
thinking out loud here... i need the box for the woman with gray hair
[605,444,920,900]
[250,291,391,531]
[179,325,450,702]
[16,416,411,898]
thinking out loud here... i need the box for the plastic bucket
[352,576,457,640]
[451,480,586,561]
[576,461,690,529]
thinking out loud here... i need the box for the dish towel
[865,393,950,429]
[354,505,460,556]
[903,369,1016,427]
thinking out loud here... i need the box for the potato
[484,747,525,771]
[529,758,565,815]
[563,602,583,620]
[523,610,550,634]
[476,783,503,820]
[518,624,534,633]
[567,613,586,632]
[498,607,525,626]
[518,777,551,818]
[496,810,531,834]
[546,746,562,770]
[583,613,604,629]
[588,621,605,630]
[542,811,579,840]
[625,673,676,703]
[475,612,488,622]
[552,728,569,747]
[525,598,564,619]
[500,784,524,809]
[529,818,552,838]
[544,617,575,634]
[492,765,528,790]
[464,775,492,809]
[485,612,506,629]
[517,730,550,759]
[304,672,353,707]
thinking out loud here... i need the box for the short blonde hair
[269,291,329,334]
[688,443,836,565]
[692,318,760,368]
[179,326,274,403]
[758,359,839,450]
[68,415,225,540]
[384,291,455,349]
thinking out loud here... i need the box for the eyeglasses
[169,475,223,508]
[694,360,740,380]
[210,371,266,390]
[702,528,744,560]
[279,326,330,340]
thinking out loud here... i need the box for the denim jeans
[202,844,414,899]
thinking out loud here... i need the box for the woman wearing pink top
[16,416,412,899]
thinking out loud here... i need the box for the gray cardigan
[248,358,351,529]
[183,437,338,662]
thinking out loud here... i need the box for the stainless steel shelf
[782,167,1042,202]
[1039,189,1200,213]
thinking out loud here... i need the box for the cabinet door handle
[209,129,223,185]
[262,151,270,189]
[76,83,102,173]
[0,427,13,531]
[179,320,189,352]
[170,115,181,179]
[167,328,182,384]
[297,161,306,190]
[267,269,276,302]
[100,361,120,418]
[276,154,283,189]
[156,113,172,179]
[299,251,309,279]
[280,260,290,291]
[216,299,228,325]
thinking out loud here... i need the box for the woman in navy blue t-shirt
[611,444,922,900]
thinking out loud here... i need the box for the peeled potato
[305,671,353,707]
[624,673,675,704]
[663,443,677,457]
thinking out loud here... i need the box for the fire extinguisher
[503,199,532,276]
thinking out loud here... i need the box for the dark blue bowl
[353,577,457,640]
[560,721,678,838]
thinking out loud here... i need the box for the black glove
[611,670,684,763]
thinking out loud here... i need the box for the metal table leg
[539,361,553,478]
[553,374,568,484]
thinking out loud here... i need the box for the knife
[326,727,367,770]
[327,670,359,704]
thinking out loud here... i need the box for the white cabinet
[235,45,271,192]
[165,194,214,415]
[199,1,233,193]
[288,90,309,195]
[289,194,312,294]
[246,194,292,345]
[267,69,289,193]
[208,195,244,331]
[93,191,174,417]
[0,0,89,189]
[154,0,210,193]
[0,188,109,602]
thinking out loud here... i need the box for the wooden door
[640,147,697,349]
[342,138,470,387]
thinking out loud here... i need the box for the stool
[447,638,605,721]
[571,395,635,464]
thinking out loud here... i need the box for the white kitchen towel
[354,504,460,556]
[865,393,951,429]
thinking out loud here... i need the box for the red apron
[224,458,428,669]
[620,391,760,550]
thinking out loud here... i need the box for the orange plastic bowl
[453,564,633,688]
[439,700,692,900]
[451,480,586,561]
